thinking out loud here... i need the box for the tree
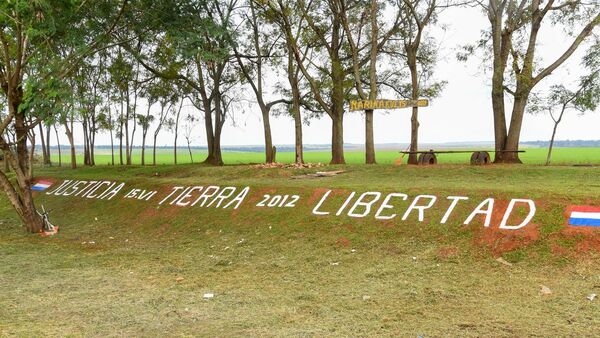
[267,0,350,164]
[137,81,158,166]
[463,0,600,163]
[183,113,198,164]
[151,80,177,166]
[267,0,400,164]
[172,97,185,164]
[530,44,600,165]
[53,123,62,167]
[60,100,78,169]
[74,60,104,166]
[340,0,414,164]
[125,0,239,166]
[390,0,450,164]
[0,0,126,232]
[234,0,288,163]
[256,0,313,164]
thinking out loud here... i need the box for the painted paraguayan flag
[31,180,53,191]
[569,206,600,227]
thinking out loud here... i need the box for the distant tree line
[0,0,599,232]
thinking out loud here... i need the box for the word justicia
[311,190,536,230]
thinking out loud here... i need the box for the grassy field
[2,163,600,336]
[50,146,600,166]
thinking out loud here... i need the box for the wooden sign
[349,99,429,111]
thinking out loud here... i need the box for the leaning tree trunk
[63,122,77,169]
[2,149,9,172]
[141,130,147,166]
[187,141,194,164]
[0,96,44,233]
[546,105,566,166]
[546,121,560,166]
[153,135,157,166]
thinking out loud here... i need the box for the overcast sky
[61,6,599,148]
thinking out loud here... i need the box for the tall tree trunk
[119,98,124,165]
[128,86,138,165]
[45,124,51,166]
[82,119,90,166]
[53,124,61,167]
[330,59,346,165]
[125,93,131,166]
[38,123,48,165]
[90,121,96,166]
[153,133,158,166]
[331,114,345,164]
[187,139,194,164]
[110,128,115,166]
[202,108,217,165]
[287,47,304,164]
[546,120,560,166]
[210,92,224,166]
[63,122,77,169]
[407,50,420,165]
[174,100,183,165]
[261,106,274,163]
[141,130,147,166]
[502,95,529,163]
[365,110,375,164]
[365,0,378,164]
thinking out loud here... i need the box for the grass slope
[1,164,600,336]
[50,146,600,166]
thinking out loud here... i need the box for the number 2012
[256,194,300,208]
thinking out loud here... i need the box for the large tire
[470,151,491,165]
[418,152,437,165]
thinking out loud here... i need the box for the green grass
[50,146,600,166]
[2,163,600,336]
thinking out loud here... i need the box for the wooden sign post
[349,99,429,111]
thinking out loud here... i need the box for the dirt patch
[470,200,541,256]
[335,236,351,247]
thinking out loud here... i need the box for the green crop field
[49,146,600,166]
